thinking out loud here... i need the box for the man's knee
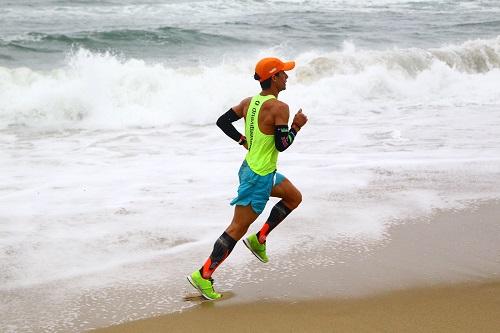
[226,206,258,240]
[226,223,248,240]
[286,189,302,210]
[294,189,303,208]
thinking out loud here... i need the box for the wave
[1,37,499,130]
[452,20,500,28]
[1,27,247,53]
[296,36,500,82]
[0,53,14,60]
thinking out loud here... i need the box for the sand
[91,200,500,332]
[93,281,500,333]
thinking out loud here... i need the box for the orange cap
[255,57,295,82]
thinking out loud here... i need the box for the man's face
[273,71,288,91]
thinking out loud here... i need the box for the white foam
[1,38,500,290]
[1,37,499,130]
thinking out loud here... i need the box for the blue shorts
[230,160,286,214]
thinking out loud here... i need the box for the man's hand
[292,109,308,131]
[238,135,248,150]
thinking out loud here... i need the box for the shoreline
[92,280,500,333]
[90,199,500,332]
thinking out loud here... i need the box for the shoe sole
[243,238,268,263]
[186,275,215,301]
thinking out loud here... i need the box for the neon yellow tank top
[245,94,278,176]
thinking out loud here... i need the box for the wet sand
[93,281,500,333]
[92,200,500,332]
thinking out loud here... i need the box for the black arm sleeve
[216,108,243,142]
[275,125,298,152]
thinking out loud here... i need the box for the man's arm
[273,104,298,152]
[216,98,250,146]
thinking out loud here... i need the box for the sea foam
[1,37,499,130]
[1,37,500,291]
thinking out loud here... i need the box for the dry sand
[91,200,500,332]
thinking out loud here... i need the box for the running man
[187,57,308,300]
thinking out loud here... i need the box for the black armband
[274,125,297,152]
[216,108,243,143]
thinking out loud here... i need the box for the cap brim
[282,61,295,71]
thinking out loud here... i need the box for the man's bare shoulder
[268,99,289,113]
[233,96,253,117]
[268,99,290,124]
[240,96,252,106]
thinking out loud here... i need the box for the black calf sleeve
[256,200,292,243]
[200,232,237,278]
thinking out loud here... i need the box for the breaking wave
[1,36,499,129]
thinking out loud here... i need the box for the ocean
[1,0,500,332]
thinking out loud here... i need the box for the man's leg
[188,205,259,300]
[255,178,302,244]
[200,205,259,279]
